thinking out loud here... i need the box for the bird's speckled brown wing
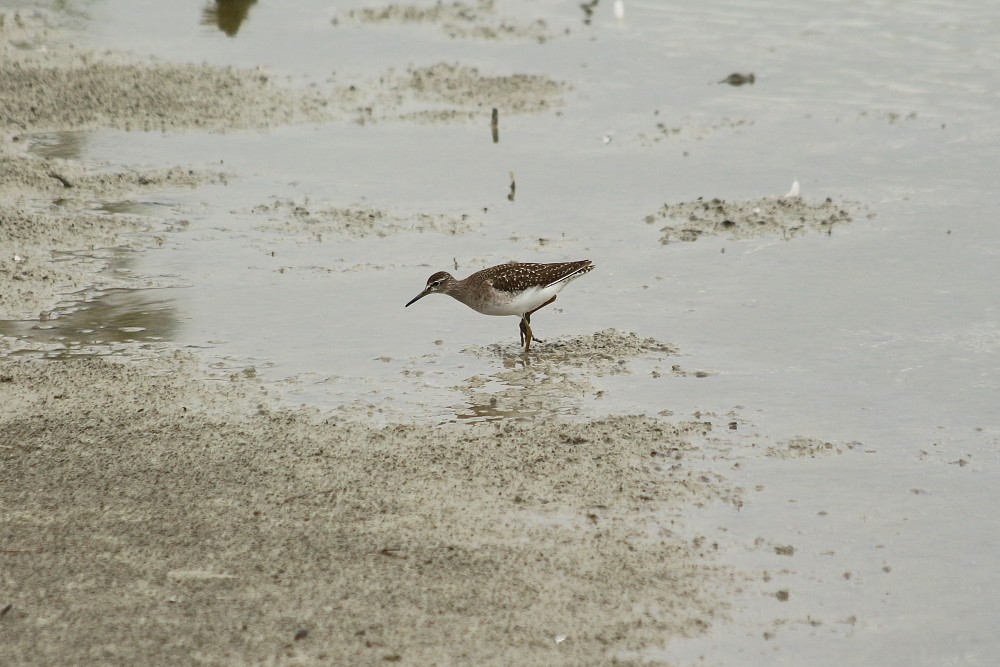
[485,260,594,293]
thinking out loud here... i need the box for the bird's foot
[519,316,543,353]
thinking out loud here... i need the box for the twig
[48,172,74,188]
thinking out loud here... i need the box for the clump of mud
[468,328,676,367]
[249,199,480,239]
[0,61,333,133]
[648,196,868,243]
[543,328,677,359]
[407,63,564,112]
[343,62,567,123]
[0,153,226,202]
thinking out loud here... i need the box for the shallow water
[6,0,1000,663]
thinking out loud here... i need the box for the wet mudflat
[2,2,998,665]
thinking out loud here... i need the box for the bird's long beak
[405,289,430,308]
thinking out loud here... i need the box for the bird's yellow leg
[520,295,557,352]
[519,316,534,352]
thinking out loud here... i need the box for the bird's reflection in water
[24,131,87,161]
[453,355,591,423]
[454,395,540,423]
[201,0,258,37]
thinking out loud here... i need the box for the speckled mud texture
[337,0,554,42]
[0,356,740,665]
[0,60,334,133]
[250,199,480,239]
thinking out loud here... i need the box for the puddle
[94,201,171,216]
[22,130,88,160]
[0,288,179,357]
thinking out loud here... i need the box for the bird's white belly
[476,284,564,316]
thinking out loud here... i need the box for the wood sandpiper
[405,260,595,353]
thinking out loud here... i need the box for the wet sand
[0,9,739,664]
[1,354,740,665]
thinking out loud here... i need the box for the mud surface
[0,356,738,665]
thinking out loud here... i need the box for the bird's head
[405,271,455,307]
